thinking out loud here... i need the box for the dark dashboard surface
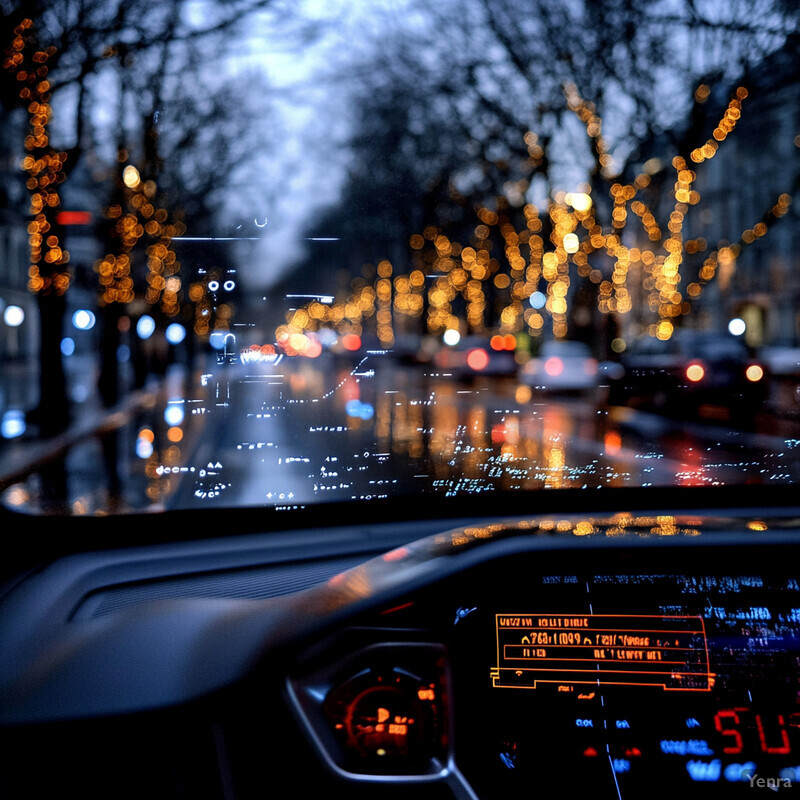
[1,497,800,799]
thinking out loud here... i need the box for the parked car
[606,330,768,419]
[519,339,599,393]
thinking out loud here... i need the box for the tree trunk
[98,304,123,408]
[32,292,70,436]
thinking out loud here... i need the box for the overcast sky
[216,0,417,287]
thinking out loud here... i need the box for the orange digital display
[491,613,712,691]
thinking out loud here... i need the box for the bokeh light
[1,410,26,439]
[122,165,140,188]
[728,318,746,336]
[136,315,156,340]
[72,309,96,330]
[466,348,489,371]
[443,328,461,346]
[686,363,705,382]
[165,323,186,345]
[3,305,24,327]
[164,403,185,426]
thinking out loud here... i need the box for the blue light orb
[166,323,186,345]
[136,315,156,340]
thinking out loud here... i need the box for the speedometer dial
[326,667,434,767]
[290,641,449,778]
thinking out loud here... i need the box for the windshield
[1,0,799,516]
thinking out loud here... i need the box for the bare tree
[1,0,303,426]
[279,0,799,346]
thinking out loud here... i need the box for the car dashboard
[1,498,800,799]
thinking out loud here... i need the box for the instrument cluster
[289,544,800,797]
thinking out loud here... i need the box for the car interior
[2,485,799,799]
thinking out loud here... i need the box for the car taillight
[685,362,705,382]
[745,364,764,382]
[544,356,564,376]
[467,348,490,371]
[490,334,516,351]
[341,333,362,351]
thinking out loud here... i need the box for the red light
[467,348,490,371]
[604,431,622,455]
[746,364,764,382]
[56,210,92,226]
[685,362,705,382]
[544,356,564,376]
[492,334,516,351]
[491,424,507,443]
[342,333,361,351]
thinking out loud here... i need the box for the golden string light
[277,84,790,350]
[691,87,748,163]
[375,259,394,346]
[4,19,70,296]
[95,164,185,310]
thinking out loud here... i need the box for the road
[161,351,800,512]
[2,349,798,515]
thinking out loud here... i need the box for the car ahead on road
[433,335,518,380]
[606,330,768,420]
[519,339,599,393]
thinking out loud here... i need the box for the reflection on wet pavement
[2,351,799,515]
